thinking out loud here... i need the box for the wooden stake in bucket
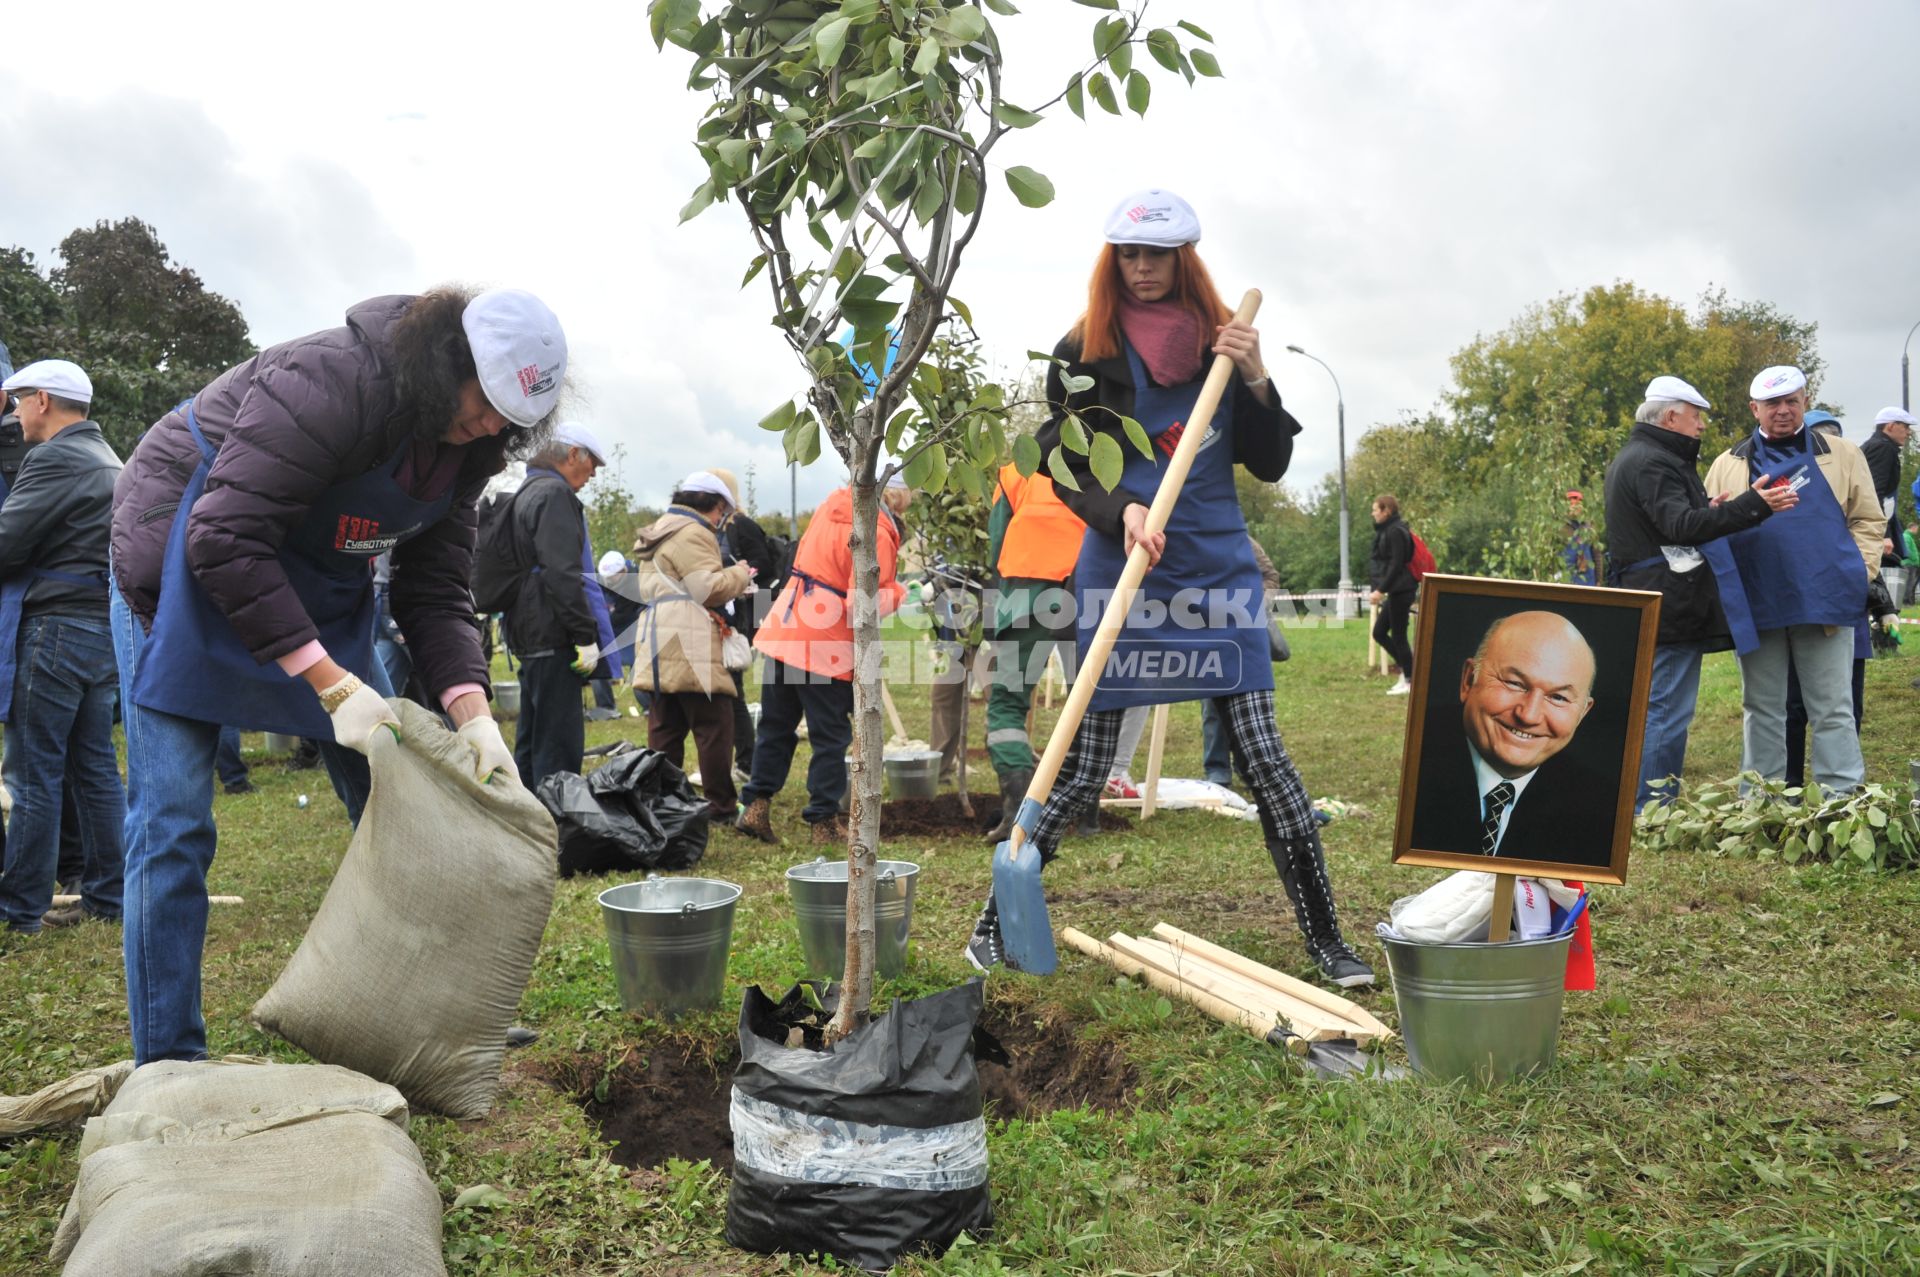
[992,288,1264,974]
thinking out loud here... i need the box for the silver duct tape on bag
[728,1088,989,1193]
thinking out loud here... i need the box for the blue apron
[1073,341,1269,711]
[129,401,455,737]
[1705,434,1867,655]
[0,469,110,722]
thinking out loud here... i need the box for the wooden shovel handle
[1013,289,1264,847]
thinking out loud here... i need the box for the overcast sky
[5,0,1917,520]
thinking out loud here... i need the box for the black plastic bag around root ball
[725,980,997,1274]
[534,748,710,877]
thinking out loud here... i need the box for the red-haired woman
[967,189,1372,989]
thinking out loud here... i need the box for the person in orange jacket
[980,460,1085,840]
[735,476,912,846]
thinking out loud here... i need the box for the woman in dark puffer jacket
[110,286,566,1065]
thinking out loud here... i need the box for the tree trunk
[827,470,885,1042]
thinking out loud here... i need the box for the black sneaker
[1313,943,1375,989]
[963,903,1004,972]
[223,778,257,796]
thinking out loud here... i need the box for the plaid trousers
[1027,689,1316,861]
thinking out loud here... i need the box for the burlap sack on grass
[53,1058,442,1276]
[251,699,558,1118]
[0,1060,132,1138]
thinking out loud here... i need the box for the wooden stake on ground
[1366,599,1380,672]
[879,680,909,742]
[52,894,243,907]
[1123,937,1359,1042]
[1062,928,1307,1056]
[1488,874,1515,943]
[1150,923,1393,1039]
[1141,703,1170,818]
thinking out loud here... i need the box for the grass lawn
[3,615,1918,1275]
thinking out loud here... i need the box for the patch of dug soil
[975,1003,1140,1120]
[882,793,1132,838]
[570,1042,739,1171]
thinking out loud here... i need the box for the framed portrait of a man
[1391,575,1661,885]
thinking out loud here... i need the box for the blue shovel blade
[991,798,1057,975]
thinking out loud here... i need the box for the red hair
[1069,243,1232,363]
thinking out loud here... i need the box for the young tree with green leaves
[649,0,1219,1037]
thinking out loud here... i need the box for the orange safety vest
[995,463,1086,582]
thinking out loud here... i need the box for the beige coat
[630,512,753,697]
[1703,431,1883,580]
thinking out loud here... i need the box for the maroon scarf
[1115,293,1204,387]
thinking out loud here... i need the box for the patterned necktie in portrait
[1480,781,1515,856]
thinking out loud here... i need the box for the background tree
[1,220,255,455]
[651,0,1218,1037]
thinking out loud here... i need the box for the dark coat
[0,421,121,617]
[1602,423,1771,649]
[495,468,599,657]
[1860,427,1903,564]
[111,297,507,700]
[1408,704,1619,871]
[723,509,781,638]
[1369,514,1416,595]
[1032,332,1299,538]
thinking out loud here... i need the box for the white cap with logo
[1874,406,1917,427]
[1645,375,1710,410]
[462,289,565,427]
[1103,188,1201,248]
[597,550,628,584]
[551,421,606,464]
[1749,365,1807,401]
[3,359,94,405]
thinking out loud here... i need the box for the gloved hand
[457,716,520,785]
[570,643,601,677]
[0,781,11,818]
[319,674,401,755]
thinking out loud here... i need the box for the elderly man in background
[490,422,619,790]
[1704,367,1882,794]
[1861,406,1912,572]
[0,360,126,933]
[1604,375,1793,806]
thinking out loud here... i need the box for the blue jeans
[112,583,375,1063]
[1200,698,1249,786]
[1636,642,1703,808]
[742,657,853,825]
[215,726,250,789]
[0,614,126,929]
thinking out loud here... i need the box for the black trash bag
[535,748,709,877]
[725,979,995,1273]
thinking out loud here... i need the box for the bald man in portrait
[1408,610,1619,869]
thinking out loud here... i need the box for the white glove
[0,781,11,818]
[458,716,520,786]
[320,674,401,756]
[570,643,601,677]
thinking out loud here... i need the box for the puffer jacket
[111,296,508,699]
[631,510,752,697]
[753,488,903,680]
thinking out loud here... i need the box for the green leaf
[1093,15,1127,58]
[1108,36,1133,78]
[1046,446,1082,491]
[853,132,890,159]
[1177,18,1214,41]
[740,254,768,289]
[786,415,822,466]
[815,16,852,67]
[1061,414,1090,454]
[1125,70,1150,115]
[1072,0,1118,7]
[1118,414,1152,458]
[1065,72,1085,120]
[1089,432,1124,490]
[934,3,987,46]
[1190,47,1223,77]
[949,458,983,499]
[1004,165,1055,208]
[771,120,807,153]
[1061,372,1095,393]
[1088,71,1120,114]
[1145,27,1182,72]
[453,1184,510,1211]
[948,295,973,326]
[912,38,940,74]
[678,180,717,223]
[912,172,945,225]
[715,137,754,170]
[954,164,981,215]
[1013,433,1042,476]
[842,0,880,22]
[983,0,1019,13]
[993,102,1043,128]
[758,400,799,433]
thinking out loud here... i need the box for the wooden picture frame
[1391,574,1661,886]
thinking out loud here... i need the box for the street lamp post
[1285,344,1354,620]
[1903,318,1920,411]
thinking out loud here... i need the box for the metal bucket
[494,682,521,719]
[786,857,920,979]
[1380,932,1574,1084]
[598,875,742,1017]
[263,732,297,755]
[1882,567,1908,611]
[884,749,941,799]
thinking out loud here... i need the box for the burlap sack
[0,1060,132,1138]
[251,700,558,1118]
[53,1058,442,1275]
